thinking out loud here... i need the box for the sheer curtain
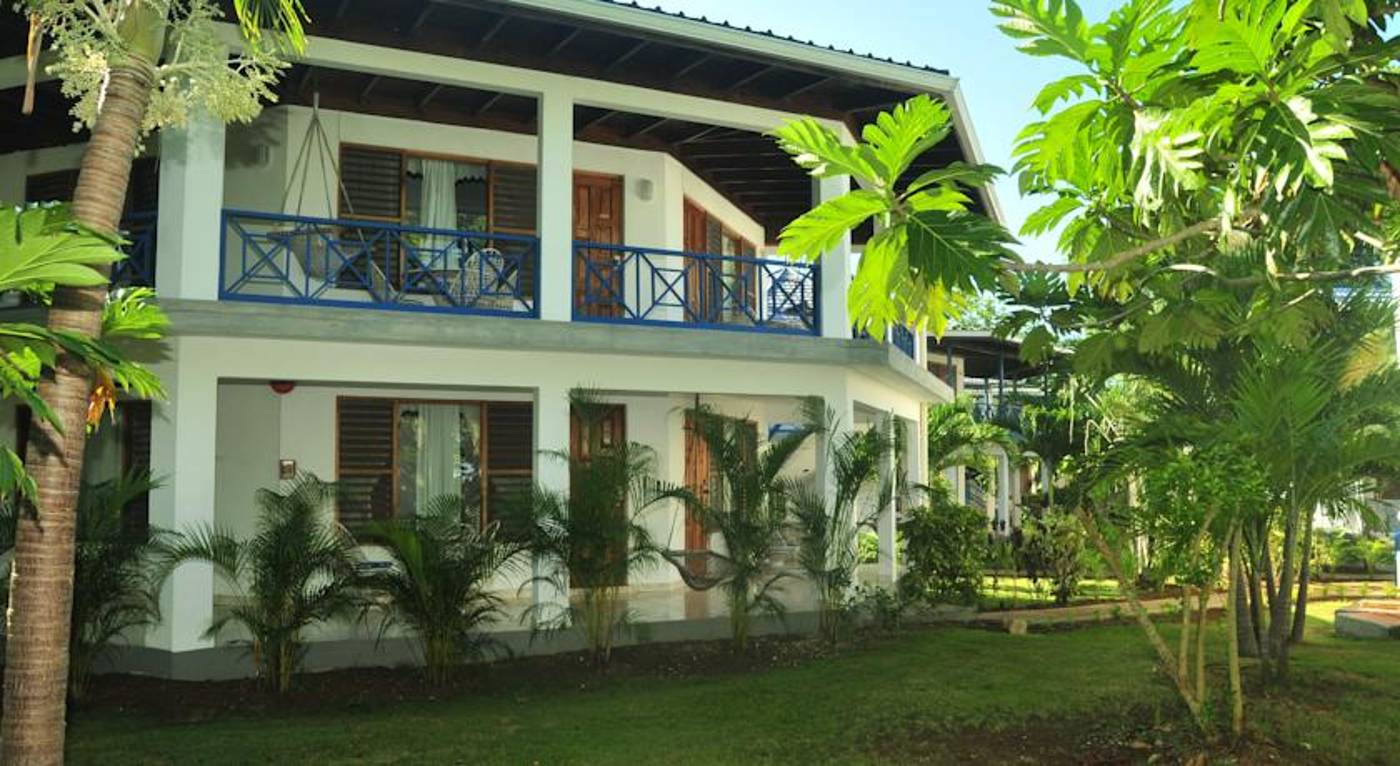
[415,404,461,507]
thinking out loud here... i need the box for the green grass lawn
[978,576,1122,609]
[66,601,1400,765]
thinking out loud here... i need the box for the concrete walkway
[959,592,1228,633]
[1336,600,1400,639]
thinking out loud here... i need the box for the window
[336,397,533,530]
[24,158,160,213]
[683,200,759,323]
[338,144,536,236]
[13,401,152,533]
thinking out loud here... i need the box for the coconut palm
[661,399,820,651]
[790,422,892,643]
[927,396,1016,478]
[9,3,305,756]
[511,390,668,665]
[364,496,526,685]
[0,471,163,701]
[156,474,363,694]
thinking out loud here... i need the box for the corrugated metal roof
[598,0,952,77]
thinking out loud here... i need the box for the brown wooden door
[683,201,709,323]
[573,174,624,318]
[682,412,711,575]
[569,403,628,587]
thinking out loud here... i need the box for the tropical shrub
[364,496,525,685]
[661,402,819,651]
[854,584,907,634]
[791,422,892,643]
[900,487,988,607]
[157,474,364,694]
[1018,508,1087,607]
[512,391,667,665]
[0,471,163,700]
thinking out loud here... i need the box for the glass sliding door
[394,402,483,521]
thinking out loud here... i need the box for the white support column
[533,380,572,616]
[815,176,852,339]
[817,382,854,521]
[146,339,217,653]
[996,449,1012,535]
[875,412,899,584]
[156,112,225,301]
[537,89,575,322]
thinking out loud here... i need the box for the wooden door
[683,201,711,323]
[569,403,628,587]
[682,412,712,576]
[573,174,624,318]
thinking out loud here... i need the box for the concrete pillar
[814,175,851,339]
[146,338,217,652]
[156,112,225,301]
[537,89,575,322]
[875,412,899,583]
[532,380,572,615]
[996,449,1011,534]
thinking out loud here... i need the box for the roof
[927,331,1051,381]
[598,1,952,77]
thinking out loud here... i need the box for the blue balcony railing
[219,210,538,318]
[114,211,157,288]
[891,325,916,359]
[572,242,819,335]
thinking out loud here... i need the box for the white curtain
[418,158,460,234]
[415,404,461,510]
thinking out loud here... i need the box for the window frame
[334,395,533,529]
[337,142,538,238]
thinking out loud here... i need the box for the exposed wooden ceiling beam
[576,109,618,132]
[335,0,355,21]
[668,53,714,83]
[416,83,444,112]
[782,75,832,101]
[628,116,670,138]
[603,40,650,73]
[548,28,583,56]
[674,125,724,144]
[476,14,510,47]
[359,76,381,102]
[729,64,776,90]
[409,4,435,36]
[474,92,505,116]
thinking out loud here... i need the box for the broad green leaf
[860,95,953,183]
[776,190,886,261]
[770,119,877,186]
[992,0,1093,62]
[903,162,1004,198]
[0,204,123,293]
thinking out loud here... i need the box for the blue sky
[647,0,1124,263]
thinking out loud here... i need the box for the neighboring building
[0,1,995,678]
[926,331,1047,533]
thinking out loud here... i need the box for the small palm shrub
[900,485,988,607]
[791,422,891,643]
[0,471,163,700]
[157,474,363,694]
[364,496,526,685]
[662,401,819,651]
[511,391,667,665]
[1018,508,1088,606]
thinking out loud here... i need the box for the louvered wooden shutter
[120,401,152,533]
[340,147,403,220]
[126,158,160,214]
[484,402,533,529]
[705,216,723,254]
[491,163,537,233]
[24,170,79,203]
[337,398,396,527]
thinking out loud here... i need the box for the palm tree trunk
[1267,500,1302,681]
[1227,527,1244,738]
[1290,512,1315,645]
[1234,562,1258,658]
[1,44,158,766]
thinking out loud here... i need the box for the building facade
[0,0,995,678]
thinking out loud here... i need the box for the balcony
[572,242,819,335]
[219,210,539,318]
[114,211,158,288]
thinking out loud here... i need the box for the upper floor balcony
[3,0,991,362]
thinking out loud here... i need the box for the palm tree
[0,471,164,701]
[156,474,363,694]
[9,3,305,756]
[364,496,526,685]
[927,396,1015,478]
[661,400,820,651]
[511,390,668,665]
[790,422,892,643]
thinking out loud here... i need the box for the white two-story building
[0,0,994,679]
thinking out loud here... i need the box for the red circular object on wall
[269,380,296,395]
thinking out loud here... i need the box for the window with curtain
[336,397,532,530]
